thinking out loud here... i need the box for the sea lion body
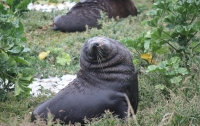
[31,36,138,124]
[53,0,137,32]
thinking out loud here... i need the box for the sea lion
[31,36,138,124]
[53,0,138,32]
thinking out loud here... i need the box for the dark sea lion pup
[31,36,138,124]
[53,0,138,32]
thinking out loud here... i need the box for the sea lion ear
[53,15,62,30]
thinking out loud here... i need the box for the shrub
[5,0,35,15]
[121,0,200,92]
[0,3,34,100]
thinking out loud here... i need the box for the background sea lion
[31,36,138,124]
[53,0,138,32]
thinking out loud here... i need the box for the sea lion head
[80,36,134,72]
[86,36,112,60]
[53,15,62,30]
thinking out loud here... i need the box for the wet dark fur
[53,0,137,32]
[31,36,138,125]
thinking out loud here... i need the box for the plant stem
[161,38,179,52]
[187,32,198,46]
[192,42,200,51]
[189,11,197,25]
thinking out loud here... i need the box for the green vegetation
[0,3,34,100]
[122,0,200,95]
[4,0,35,16]
[0,0,200,125]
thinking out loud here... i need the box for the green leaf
[153,1,170,11]
[158,61,167,70]
[147,65,158,72]
[5,0,14,6]
[193,42,200,53]
[11,17,19,28]
[56,53,71,66]
[22,47,30,53]
[168,57,180,65]
[155,84,165,90]
[151,28,163,40]
[13,56,29,66]
[0,39,15,50]
[144,40,150,52]
[14,71,33,96]
[164,15,176,25]
[177,68,188,75]
[160,31,171,40]
[156,46,170,54]
[0,52,9,63]
[7,57,16,68]
[8,45,22,53]
[147,16,159,27]
[14,22,24,37]
[170,76,182,84]
[48,47,63,56]
[132,59,140,65]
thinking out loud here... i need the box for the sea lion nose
[89,42,99,56]
[91,42,99,49]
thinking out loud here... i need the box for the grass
[0,0,200,125]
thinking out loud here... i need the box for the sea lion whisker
[97,55,104,72]
[97,48,104,59]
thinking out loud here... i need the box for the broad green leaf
[5,0,14,6]
[195,21,200,29]
[141,20,148,26]
[13,56,29,65]
[158,61,167,70]
[151,28,163,40]
[7,57,16,67]
[147,16,159,27]
[154,1,170,11]
[164,15,176,25]
[0,39,15,50]
[14,22,24,37]
[193,42,200,53]
[144,40,150,52]
[156,46,170,54]
[8,46,22,53]
[132,59,140,65]
[160,31,171,40]
[56,53,71,66]
[187,4,196,13]
[0,4,8,14]
[166,70,176,76]
[155,84,165,90]
[147,65,158,72]
[172,63,179,69]
[120,38,135,48]
[170,76,182,84]
[177,68,188,75]
[168,57,180,65]
[11,17,19,28]
[22,47,30,53]
[48,47,63,56]
[0,52,9,63]
[14,72,33,96]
